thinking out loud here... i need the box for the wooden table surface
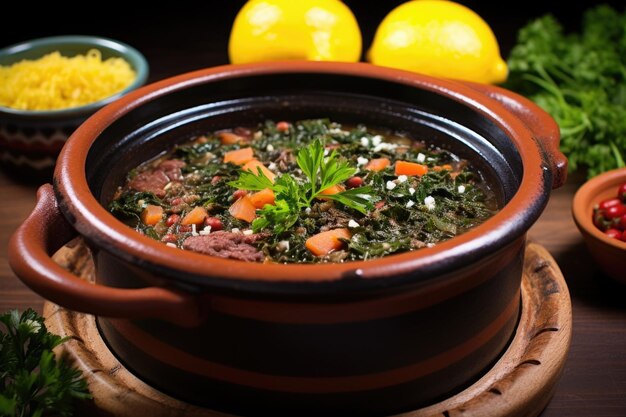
[2,2,626,415]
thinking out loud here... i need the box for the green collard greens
[505,5,626,178]
[110,119,497,263]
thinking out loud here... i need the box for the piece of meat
[182,231,267,262]
[158,159,186,181]
[128,170,169,198]
[275,149,294,172]
[319,207,353,231]
[127,159,186,197]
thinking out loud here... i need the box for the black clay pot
[10,62,566,416]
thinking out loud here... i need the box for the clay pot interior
[88,72,521,222]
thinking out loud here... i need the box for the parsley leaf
[505,5,626,178]
[228,168,274,191]
[230,139,376,233]
[0,309,91,417]
[253,175,303,234]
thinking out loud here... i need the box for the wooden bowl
[572,168,626,284]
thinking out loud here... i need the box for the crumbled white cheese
[424,196,436,211]
[266,144,274,152]
[231,228,240,233]
[253,131,263,140]
[386,180,397,190]
[277,240,290,252]
[243,229,254,236]
[166,243,177,248]
[426,243,436,248]
[371,135,383,146]
[348,219,360,228]
[323,148,330,156]
[397,175,408,183]
[360,137,370,147]
[417,153,426,163]
[305,207,312,215]
[408,187,416,195]
[427,157,435,161]
[406,200,415,208]
[373,142,398,153]
[458,185,466,193]
[199,226,212,236]
[357,156,369,166]
[268,162,277,171]
[191,224,199,236]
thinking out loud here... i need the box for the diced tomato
[166,214,180,227]
[276,121,290,132]
[345,176,364,188]
[605,205,626,219]
[599,198,622,210]
[233,189,248,201]
[204,217,223,231]
[161,233,178,243]
[605,228,622,239]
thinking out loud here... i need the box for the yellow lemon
[367,0,507,84]
[229,0,362,64]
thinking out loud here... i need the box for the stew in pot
[109,119,497,263]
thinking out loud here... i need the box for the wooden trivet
[45,241,571,417]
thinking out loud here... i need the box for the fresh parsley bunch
[505,5,626,178]
[0,309,91,417]
[229,139,376,233]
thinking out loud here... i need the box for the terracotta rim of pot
[53,61,565,289]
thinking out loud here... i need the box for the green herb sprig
[229,139,376,233]
[505,5,626,178]
[0,309,91,417]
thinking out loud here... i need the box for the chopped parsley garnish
[0,309,91,417]
[229,139,376,233]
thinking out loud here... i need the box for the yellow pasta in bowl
[0,36,148,182]
[0,49,136,111]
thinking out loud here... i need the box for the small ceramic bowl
[572,168,626,284]
[0,35,149,182]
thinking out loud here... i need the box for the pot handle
[8,184,203,327]
[459,81,567,189]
